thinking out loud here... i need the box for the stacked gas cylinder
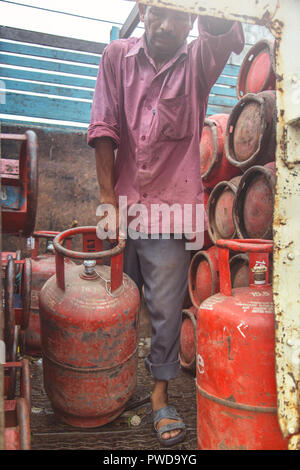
[179,39,277,374]
[180,40,289,450]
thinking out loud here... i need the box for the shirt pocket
[155,95,192,141]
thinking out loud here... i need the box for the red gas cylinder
[225,91,276,171]
[39,227,140,428]
[196,239,288,450]
[233,162,276,239]
[179,306,197,372]
[24,231,73,356]
[188,246,219,310]
[207,175,242,244]
[237,40,276,99]
[200,114,241,189]
[1,131,38,237]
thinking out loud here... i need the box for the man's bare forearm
[94,137,117,205]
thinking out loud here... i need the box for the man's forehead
[142,3,190,16]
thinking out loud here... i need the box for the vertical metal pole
[0,125,5,450]
[110,26,120,42]
[270,0,300,446]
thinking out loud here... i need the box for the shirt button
[143,193,147,198]
[141,135,146,141]
[142,164,147,170]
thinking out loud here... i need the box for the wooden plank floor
[28,337,197,451]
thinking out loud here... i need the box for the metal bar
[0,66,96,89]
[0,92,92,124]
[135,0,279,24]
[0,40,101,66]
[0,53,98,78]
[119,4,140,39]
[0,26,107,55]
[110,26,120,42]
[270,0,300,440]
[0,122,4,450]
[2,78,94,101]
[0,133,26,140]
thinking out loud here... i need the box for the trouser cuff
[144,355,180,381]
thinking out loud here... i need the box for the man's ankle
[151,380,169,411]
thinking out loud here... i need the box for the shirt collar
[125,36,145,58]
[125,33,188,64]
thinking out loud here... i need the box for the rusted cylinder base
[225,91,276,171]
[237,39,276,99]
[200,114,241,189]
[233,162,276,239]
[179,307,197,372]
[42,352,138,428]
[51,404,126,428]
[188,246,219,309]
[207,176,242,243]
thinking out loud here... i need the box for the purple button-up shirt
[88,18,244,234]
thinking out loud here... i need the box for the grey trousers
[123,234,191,381]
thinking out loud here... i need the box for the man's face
[139,5,193,60]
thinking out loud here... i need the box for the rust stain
[288,434,300,450]
[269,18,284,39]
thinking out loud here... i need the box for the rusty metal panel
[141,0,300,446]
[137,0,279,24]
[271,0,300,440]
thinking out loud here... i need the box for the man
[88,3,244,447]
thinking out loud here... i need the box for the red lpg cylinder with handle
[196,239,288,450]
[24,231,73,356]
[200,114,241,189]
[39,227,140,428]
